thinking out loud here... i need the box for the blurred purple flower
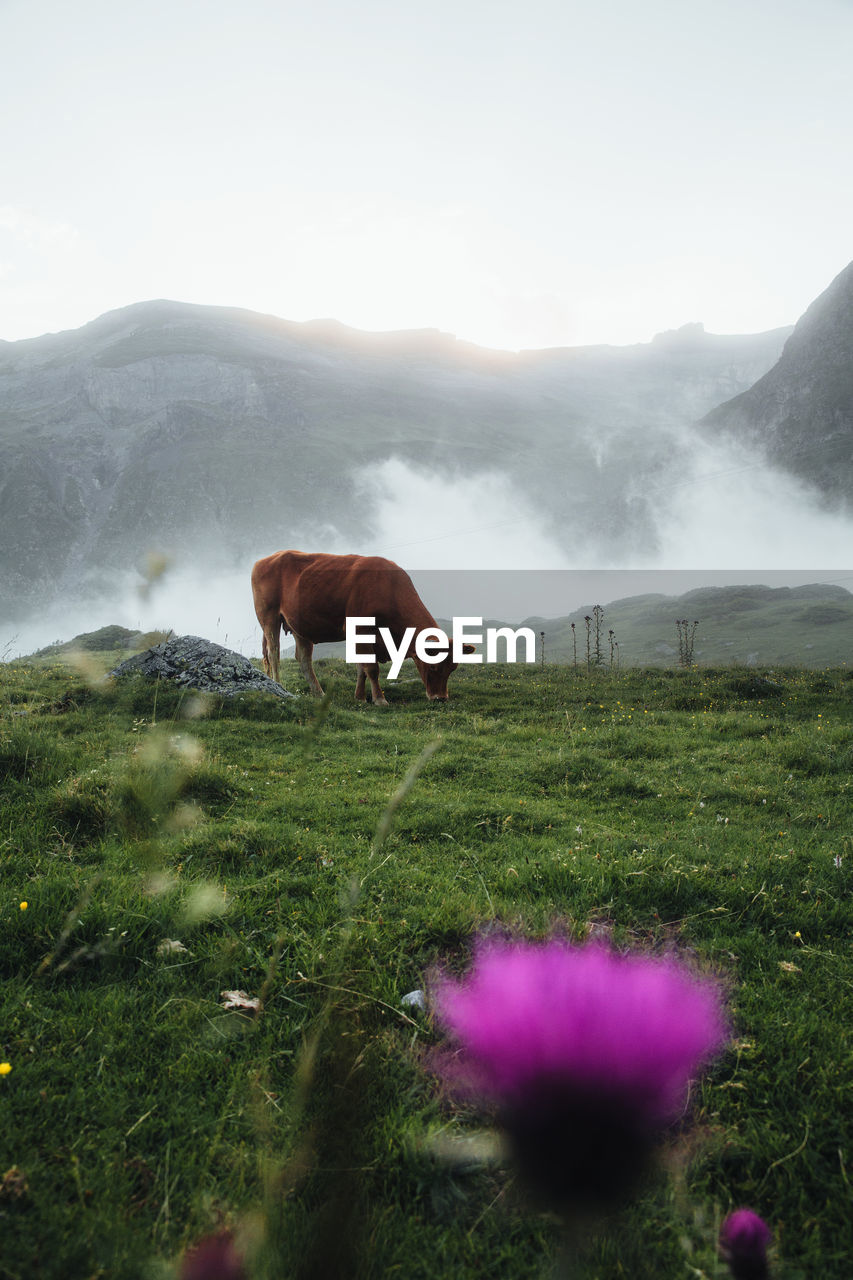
[431,939,727,1210]
[719,1209,772,1279]
[180,1229,247,1280]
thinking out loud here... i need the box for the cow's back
[333,555,430,631]
[251,551,433,644]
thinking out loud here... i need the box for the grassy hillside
[1,655,851,1278]
[526,584,853,669]
[304,583,853,670]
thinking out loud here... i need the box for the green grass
[1,656,851,1278]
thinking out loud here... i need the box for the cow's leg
[293,632,324,695]
[359,662,388,707]
[260,616,281,682]
[355,665,367,701]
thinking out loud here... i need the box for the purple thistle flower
[719,1209,772,1280]
[431,939,727,1211]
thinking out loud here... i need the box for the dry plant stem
[259,735,443,1270]
[35,872,103,976]
[363,737,443,880]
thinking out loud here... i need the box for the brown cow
[251,550,470,704]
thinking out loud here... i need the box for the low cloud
[650,436,853,569]
[3,443,851,660]
[355,458,574,570]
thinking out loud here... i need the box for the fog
[2,444,851,661]
[1,565,263,663]
[356,459,573,570]
[649,436,853,568]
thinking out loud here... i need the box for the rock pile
[110,635,295,701]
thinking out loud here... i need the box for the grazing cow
[251,550,470,704]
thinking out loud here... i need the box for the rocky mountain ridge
[0,299,793,619]
[702,260,853,502]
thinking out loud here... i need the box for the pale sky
[2,0,852,350]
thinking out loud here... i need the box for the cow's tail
[261,632,270,676]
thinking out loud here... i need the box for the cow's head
[414,642,475,701]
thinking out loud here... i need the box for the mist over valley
[2,263,852,663]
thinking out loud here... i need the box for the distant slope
[527,582,853,668]
[702,260,853,503]
[0,300,790,617]
[297,583,853,670]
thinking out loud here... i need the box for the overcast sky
[2,0,852,350]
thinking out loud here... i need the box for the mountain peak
[652,321,706,347]
[702,260,853,503]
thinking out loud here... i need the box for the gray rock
[109,634,295,700]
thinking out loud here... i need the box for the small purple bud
[180,1230,247,1280]
[719,1209,771,1279]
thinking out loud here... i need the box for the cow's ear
[462,643,476,654]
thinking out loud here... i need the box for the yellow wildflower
[0,1063,11,1076]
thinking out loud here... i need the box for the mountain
[702,260,853,503]
[0,301,790,619]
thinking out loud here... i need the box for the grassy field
[0,653,851,1279]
